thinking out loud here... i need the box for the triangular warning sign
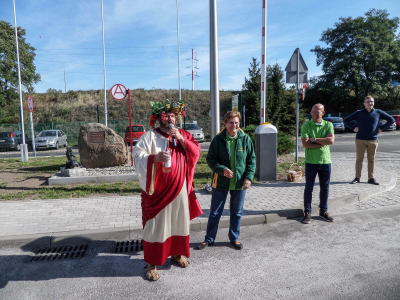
[285,49,308,72]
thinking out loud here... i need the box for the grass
[0,152,304,201]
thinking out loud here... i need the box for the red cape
[141,128,203,228]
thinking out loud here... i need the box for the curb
[1,171,397,248]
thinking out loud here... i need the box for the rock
[78,123,129,168]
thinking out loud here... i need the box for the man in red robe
[133,99,202,281]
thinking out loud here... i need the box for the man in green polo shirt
[301,103,335,224]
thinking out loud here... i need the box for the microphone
[168,124,177,146]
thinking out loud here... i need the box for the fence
[303,110,400,121]
[0,117,217,153]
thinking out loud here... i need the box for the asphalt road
[0,205,399,299]
[1,130,399,159]
[327,130,400,154]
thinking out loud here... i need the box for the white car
[35,130,68,150]
[181,123,205,142]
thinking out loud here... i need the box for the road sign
[110,84,127,100]
[27,96,34,112]
[285,49,308,84]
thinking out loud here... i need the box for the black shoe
[350,178,360,184]
[302,212,311,224]
[368,178,379,185]
[195,241,214,250]
[230,241,243,250]
[319,211,334,222]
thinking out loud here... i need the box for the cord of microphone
[168,123,177,146]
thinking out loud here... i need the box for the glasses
[227,122,239,126]
[364,101,374,103]
[310,111,323,114]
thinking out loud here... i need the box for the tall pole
[13,0,28,161]
[101,0,108,126]
[295,48,299,162]
[176,0,182,101]
[192,49,194,91]
[260,0,267,124]
[210,0,220,139]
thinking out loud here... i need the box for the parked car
[323,117,344,133]
[35,130,68,150]
[0,131,32,151]
[124,124,146,145]
[391,115,400,130]
[380,119,396,131]
[180,123,205,141]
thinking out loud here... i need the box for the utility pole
[176,0,182,101]
[187,49,199,91]
[210,0,220,138]
[260,0,267,124]
[101,0,108,126]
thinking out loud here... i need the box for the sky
[1,0,399,94]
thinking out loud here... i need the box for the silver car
[181,123,205,141]
[35,130,68,150]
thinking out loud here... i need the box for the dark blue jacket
[344,109,395,140]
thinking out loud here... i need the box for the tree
[312,9,400,110]
[0,21,40,108]
[265,63,286,129]
[243,57,261,125]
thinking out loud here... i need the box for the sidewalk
[0,153,397,247]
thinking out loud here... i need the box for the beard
[159,118,176,132]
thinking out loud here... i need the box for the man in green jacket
[196,111,256,250]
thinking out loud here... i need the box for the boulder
[78,123,129,168]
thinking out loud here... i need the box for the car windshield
[0,132,12,138]
[324,117,343,123]
[38,131,56,137]
[183,124,200,130]
[126,126,144,132]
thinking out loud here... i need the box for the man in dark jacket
[344,96,395,185]
[196,111,256,250]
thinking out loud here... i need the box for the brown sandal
[145,264,160,281]
[171,255,190,268]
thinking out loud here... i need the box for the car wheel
[55,142,59,150]
[64,141,68,147]
[16,143,20,151]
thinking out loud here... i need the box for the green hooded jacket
[207,128,256,191]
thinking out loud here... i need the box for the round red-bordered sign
[110,84,127,100]
[27,96,34,112]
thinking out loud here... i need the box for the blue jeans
[304,163,331,214]
[204,188,246,243]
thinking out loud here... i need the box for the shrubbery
[242,124,295,155]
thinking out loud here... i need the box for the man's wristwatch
[312,138,317,142]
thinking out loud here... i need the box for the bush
[242,124,294,155]
[277,132,295,155]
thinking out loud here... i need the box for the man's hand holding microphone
[168,124,185,148]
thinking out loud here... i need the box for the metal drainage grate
[115,239,143,253]
[29,245,88,262]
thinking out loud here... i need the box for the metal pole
[192,49,194,91]
[101,0,108,126]
[128,89,133,166]
[210,0,220,138]
[176,0,182,101]
[64,68,66,93]
[296,48,299,162]
[13,0,28,161]
[260,0,267,124]
[29,111,36,157]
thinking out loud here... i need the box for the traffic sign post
[110,84,133,166]
[286,48,308,162]
[27,96,36,157]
